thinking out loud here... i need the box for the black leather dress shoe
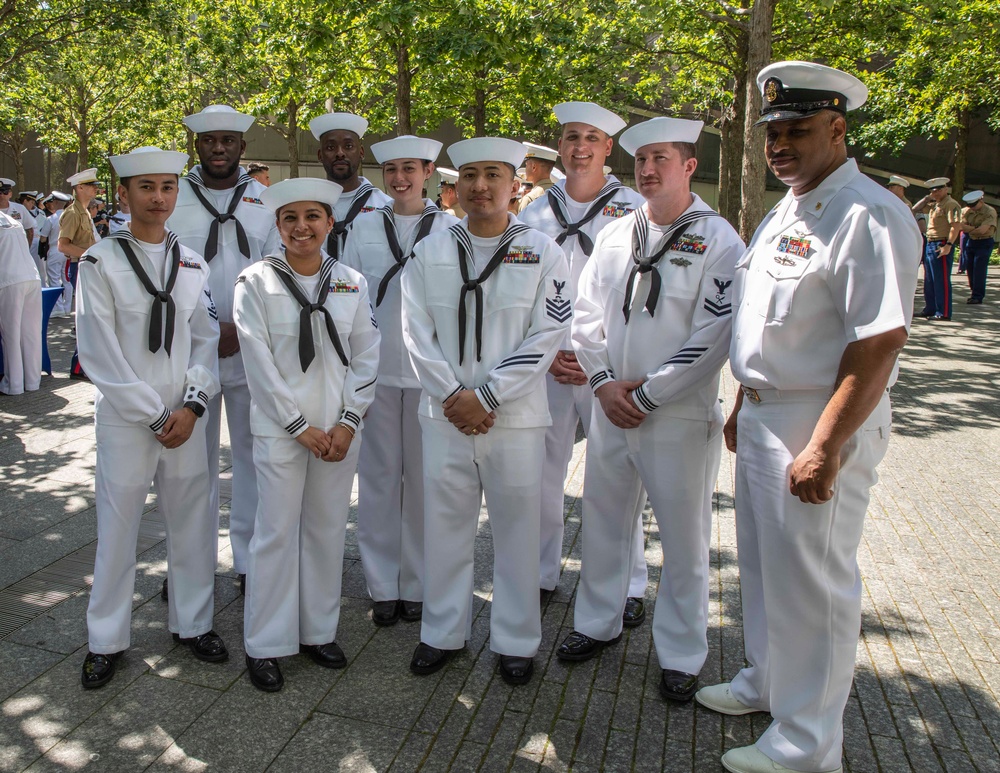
[498,655,534,686]
[174,630,229,662]
[410,642,452,675]
[659,669,698,702]
[238,574,246,595]
[556,631,622,662]
[400,600,423,622]
[622,597,646,628]
[81,651,123,689]
[246,655,283,692]
[372,599,401,626]
[161,578,168,601]
[300,641,347,669]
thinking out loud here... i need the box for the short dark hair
[276,201,333,218]
[118,174,180,188]
[672,142,697,161]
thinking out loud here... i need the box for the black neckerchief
[326,181,374,260]
[546,178,623,257]
[375,202,438,307]
[185,168,253,263]
[450,219,531,364]
[263,256,348,371]
[622,206,720,323]
[110,231,182,354]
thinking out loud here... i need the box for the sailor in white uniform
[402,137,570,686]
[557,118,745,703]
[309,112,392,261]
[0,207,42,395]
[0,179,34,247]
[235,178,380,692]
[109,196,131,234]
[17,192,46,283]
[77,146,226,689]
[340,135,459,627]
[519,102,649,619]
[694,63,921,773]
[167,105,280,594]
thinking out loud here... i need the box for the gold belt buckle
[741,386,761,404]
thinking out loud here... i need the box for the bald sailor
[341,135,458,627]
[168,105,280,595]
[78,146,226,689]
[694,62,920,773]
[558,118,744,703]
[402,137,570,685]
[309,112,392,261]
[519,102,649,620]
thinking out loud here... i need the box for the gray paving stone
[478,711,527,770]
[386,731,433,772]
[0,643,64,704]
[268,714,407,773]
[24,674,219,772]
[6,593,89,654]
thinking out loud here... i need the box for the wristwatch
[183,401,206,418]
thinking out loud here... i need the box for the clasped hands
[295,424,355,461]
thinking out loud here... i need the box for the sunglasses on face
[0,187,11,194]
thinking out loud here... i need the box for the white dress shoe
[722,745,842,773]
[695,682,762,716]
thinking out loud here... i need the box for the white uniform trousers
[419,416,544,657]
[206,383,257,574]
[357,384,425,602]
[541,374,648,594]
[47,255,70,314]
[730,392,891,773]
[0,281,42,395]
[87,420,216,652]
[244,433,360,658]
[573,408,720,673]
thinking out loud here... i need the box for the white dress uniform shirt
[328,177,392,260]
[0,211,42,394]
[726,158,921,772]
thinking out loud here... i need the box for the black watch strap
[183,400,206,418]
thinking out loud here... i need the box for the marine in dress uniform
[401,137,570,686]
[558,118,745,703]
[0,208,42,395]
[340,135,459,627]
[60,169,102,379]
[437,167,466,219]
[516,142,557,214]
[309,112,392,261]
[167,106,281,594]
[958,190,996,304]
[694,62,921,773]
[912,177,961,320]
[78,147,227,689]
[41,192,72,313]
[519,102,649,617]
[235,178,380,692]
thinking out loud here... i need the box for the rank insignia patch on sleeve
[545,278,572,322]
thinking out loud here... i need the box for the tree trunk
[738,0,779,245]
[78,86,89,168]
[952,108,969,197]
[718,68,747,227]
[473,84,486,137]
[287,99,300,178]
[395,41,412,135]
[45,147,52,193]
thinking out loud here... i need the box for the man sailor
[401,137,570,685]
[341,135,459,627]
[40,192,73,313]
[17,191,45,281]
[519,102,649,620]
[437,168,465,219]
[517,143,558,213]
[694,62,920,773]
[557,117,744,701]
[309,112,392,261]
[168,105,280,596]
[0,197,42,395]
[0,179,34,246]
[109,195,131,234]
[77,146,227,689]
